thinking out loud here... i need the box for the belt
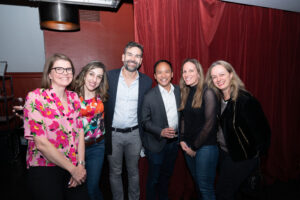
[85,135,104,147]
[111,125,139,133]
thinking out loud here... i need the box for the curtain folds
[134,0,300,198]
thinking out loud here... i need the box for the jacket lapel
[110,69,121,103]
[154,86,169,125]
[107,69,121,122]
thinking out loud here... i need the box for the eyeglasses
[51,67,73,74]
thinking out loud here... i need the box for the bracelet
[78,160,86,166]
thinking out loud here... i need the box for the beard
[124,60,140,72]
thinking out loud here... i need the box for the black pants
[27,166,90,200]
[216,149,258,200]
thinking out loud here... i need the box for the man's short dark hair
[124,41,144,56]
[153,60,173,73]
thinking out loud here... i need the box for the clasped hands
[68,164,87,188]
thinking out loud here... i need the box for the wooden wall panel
[7,72,42,99]
[0,73,41,131]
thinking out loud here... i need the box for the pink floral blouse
[23,88,83,168]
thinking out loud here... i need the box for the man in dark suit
[141,60,181,200]
[104,41,152,200]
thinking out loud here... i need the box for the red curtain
[134,0,300,199]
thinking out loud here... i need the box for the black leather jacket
[220,91,271,161]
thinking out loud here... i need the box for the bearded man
[104,41,152,200]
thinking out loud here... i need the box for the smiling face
[182,61,199,86]
[84,67,103,93]
[154,62,173,91]
[210,64,233,94]
[122,47,143,72]
[48,59,73,89]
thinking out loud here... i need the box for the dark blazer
[220,90,271,161]
[104,68,152,155]
[141,85,181,153]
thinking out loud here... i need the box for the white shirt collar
[120,66,139,80]
[158,84,174,94]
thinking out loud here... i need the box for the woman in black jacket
[205,60,271,200]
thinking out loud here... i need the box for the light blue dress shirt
[112,68,139,128]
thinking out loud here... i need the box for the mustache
[126,60,138,65]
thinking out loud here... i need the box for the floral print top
[80,96,105,141]
[23,88,83,168]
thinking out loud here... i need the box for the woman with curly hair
[73,61,109,200]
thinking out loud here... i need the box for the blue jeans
[146,141,178,200]
[184,145,219,200]
[85,139,105,200]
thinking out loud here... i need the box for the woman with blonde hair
[179,58,219,200]
[73,61,108,200]
[206,60,271,200]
